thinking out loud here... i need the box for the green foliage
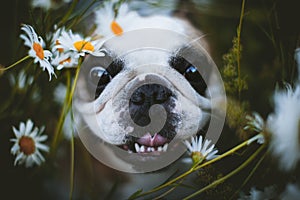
[222,37,248,97]
[226,98,249,139]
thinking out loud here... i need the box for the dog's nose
[129,84,172,126]
[130,84,172,105]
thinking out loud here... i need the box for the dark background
[0,0,299,199]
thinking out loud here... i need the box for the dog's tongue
[137,133,167,146]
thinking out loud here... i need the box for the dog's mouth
[119,133,170,154]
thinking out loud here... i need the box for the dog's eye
[184,65,201,81]
[169,56,207,96]
[184,65,197,76]
[89,66,112,99]
[89,66,112,86]
[89,59,124,99]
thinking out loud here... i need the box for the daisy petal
[10,119,49,167]
[183,135,219,164]
[25,119,34,136]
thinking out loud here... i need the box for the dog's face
[74,27,215,155]
[72,3,227,173]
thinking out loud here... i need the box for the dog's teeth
[135,143,140,153]
[135,143,168,153]
[163,143,168,152]
[157,146,162,152]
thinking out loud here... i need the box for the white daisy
[51,51,79,70]
[9,69,34,90]
[10,119,49,167]
[244,112,266,145]
[239,186,277,200]
[31,0,71,10]
[267,84,300,171]
[48,25,66,53]
[48,26,79,70]
[53,83,67,104]
[54,29,105,59]
[20,24,55,81]
[62,111,78,140]
[129,0,179,16]
[93,1,138,39]
[281,183,300,200]
[9,69,41,102]
[244,112,265,133]
[183,135,218,165]
[31,0,52,10]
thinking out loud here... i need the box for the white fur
[74,2,214,149]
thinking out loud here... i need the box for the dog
[72,1,225,194]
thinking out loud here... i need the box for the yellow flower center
[59,57,71,65]
[33,42,45,59]
[191,151,204,165]
[19,136,35,155]
[73,40,94,52]
[56,40,64,53]
[110,20,123,35]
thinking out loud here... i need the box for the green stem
[58,0,79,27]
[137,168,194,198]
[134,134,261,199]
[51,70,71,151]
[183,144,266,200]
[69,129,75,200]
[153,179,184,200]
[51,64,81,152]
[237,0,246,99]
[193,135,254,171]
[230,150,268,199]
[0,55,30,71]
[66,64,81,108]
[67,0,97,29]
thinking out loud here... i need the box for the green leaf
[128,189,143,200]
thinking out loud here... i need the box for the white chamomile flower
[49,25,66,53]
[244,112,266,145]
[55,29,104,60]
[239,186,277,200]
[267,84,300,171]
[183,135,218,165]
[48,26,79,70]
[62,110,78,140]
[53,83,67,104]
[9,69,34,90]
[31,0,71,11]
[10,119,49,167]
[51,51,79,70]
[93,1,138,39]
[9,69,41,102]
[281,183,300,200]
[129,0,179,16]
[20,24,55,81]
[244,112,265,133]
